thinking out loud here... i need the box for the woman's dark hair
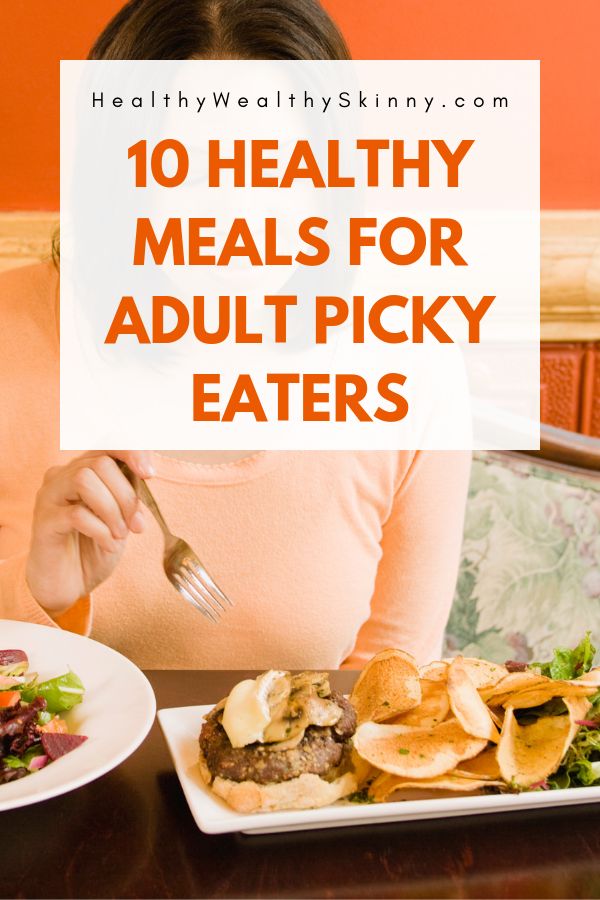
[89,0,350,62]
[51,0,350,265]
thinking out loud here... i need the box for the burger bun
[199,748,357,813]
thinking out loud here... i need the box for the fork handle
[116,460,172,540]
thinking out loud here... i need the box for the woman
[0,0,470,669]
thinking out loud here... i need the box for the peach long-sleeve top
[0,262,471,670]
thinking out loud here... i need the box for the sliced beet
[0,650,28,667]
[41,732,88,760]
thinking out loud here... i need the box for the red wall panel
[540,344,585,432]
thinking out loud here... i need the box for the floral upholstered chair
[444,427,600,663]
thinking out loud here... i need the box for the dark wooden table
[2,670,600,899]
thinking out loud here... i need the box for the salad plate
[0,619,156,811]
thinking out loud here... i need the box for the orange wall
[1,0,599,210]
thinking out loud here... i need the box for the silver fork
[117,461,233,623]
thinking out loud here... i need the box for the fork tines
[171,557,233,623]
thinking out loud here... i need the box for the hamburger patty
[199,690,356,784]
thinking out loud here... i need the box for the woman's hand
[26,451,155,615]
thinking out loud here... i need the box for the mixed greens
[524,633,600,789]
[0,649,87,785]
[532,632,596,682]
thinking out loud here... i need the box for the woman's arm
[0,553,91,633]
[343,450,472,668]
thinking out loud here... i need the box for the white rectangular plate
[158,705,600,835]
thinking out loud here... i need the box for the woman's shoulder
[282,450,415,500]
[0,260,58,332]
[0,259,57,299]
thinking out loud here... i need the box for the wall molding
[1,210,599,341]
[0,212,58,272]
[540,211,600,341]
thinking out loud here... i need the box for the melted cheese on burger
[221,670,289,748]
